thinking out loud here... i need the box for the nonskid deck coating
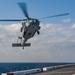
[32,65,75,75]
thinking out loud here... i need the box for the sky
[0,0,75,62]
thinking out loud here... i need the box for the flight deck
[32,65,75,75]
[1,64,75,75]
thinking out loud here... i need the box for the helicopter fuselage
[21,19,40,48]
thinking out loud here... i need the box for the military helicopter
[0,2,69,49]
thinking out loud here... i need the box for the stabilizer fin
[12,43,31,47]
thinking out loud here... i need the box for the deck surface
[32,65,75,75]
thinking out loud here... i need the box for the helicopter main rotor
[0,2,69,22]
[18,2,29,19]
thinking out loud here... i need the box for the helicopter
[0,2,69,49]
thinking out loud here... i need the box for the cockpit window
[29,20,33,22]
[34,20,36,23]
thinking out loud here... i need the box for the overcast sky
[0,0,75,62]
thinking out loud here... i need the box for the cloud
[0,23,75,62]
[62,19,71,23]
[71,24,75,29]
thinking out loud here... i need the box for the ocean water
[0,63,72,74]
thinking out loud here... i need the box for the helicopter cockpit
[25,19,40,26]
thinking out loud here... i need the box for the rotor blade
[39,13,69,19]
[18,2,29,19]
[0,19,26,21]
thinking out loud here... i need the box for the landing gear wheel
[37,31,40,35]
[20,28,22,32]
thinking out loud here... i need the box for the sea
[0,62,73,74]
